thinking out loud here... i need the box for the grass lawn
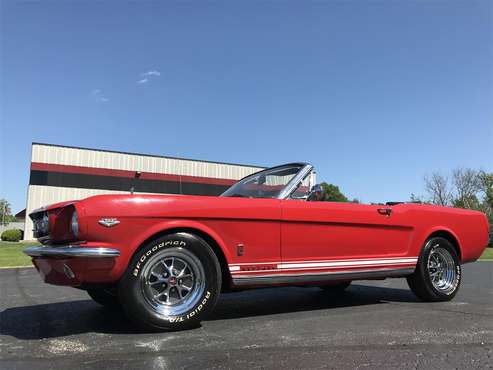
[0,241,492,268]
[480,247,493,260]
[0,241,39,267]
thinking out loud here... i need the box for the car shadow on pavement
[208,284,419,321]
[0,284,418,340]
[0,299,135,340]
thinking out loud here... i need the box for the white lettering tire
[119,232,222,331]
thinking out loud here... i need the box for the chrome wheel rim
[427,246,458,294]
[140,248,205,316]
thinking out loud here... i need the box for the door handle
[377,208,392,216]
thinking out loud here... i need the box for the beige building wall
[24,143,264,240]
[31,144,262,180]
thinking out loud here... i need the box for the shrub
[1,229,23,242]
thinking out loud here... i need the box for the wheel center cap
[169,276,177,285]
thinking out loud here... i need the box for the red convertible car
[25,163,490,331]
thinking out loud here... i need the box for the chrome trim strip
[277,164,314,200]
[24,245,120,258]
[232,267,415,286]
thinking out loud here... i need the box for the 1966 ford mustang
[25,163,490,331]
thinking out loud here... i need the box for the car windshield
[221,164,305,199]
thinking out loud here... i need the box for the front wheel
[407,237,461,302]
[119,233,222,331]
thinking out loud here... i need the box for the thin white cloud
[141,70,161,77]
[91,89,109,102]
[137,70,161,84]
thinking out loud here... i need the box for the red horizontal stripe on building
[31,162,238,186]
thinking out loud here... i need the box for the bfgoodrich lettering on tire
[407,237,461,302]
[119,232,222,331]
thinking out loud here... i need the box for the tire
[119,232,222,331]
[319,281,351,294]
[407,237,461,302]
[87,287,120,309]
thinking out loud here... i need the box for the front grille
[31,211,50,240]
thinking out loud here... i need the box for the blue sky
[1,0,492,213]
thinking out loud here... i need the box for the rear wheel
[407,237,461,302]
[119,233,221,331]
[319,281,351,294]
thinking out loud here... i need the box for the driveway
[1,262,492,369]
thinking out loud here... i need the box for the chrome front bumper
[24,245,120,258]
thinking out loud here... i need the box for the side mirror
[307,184,325,202]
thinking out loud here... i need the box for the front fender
[130,219,232,261]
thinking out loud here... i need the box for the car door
[201,196,282,266]
[280,199,415,270]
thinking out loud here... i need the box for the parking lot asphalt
[1,262,492,370]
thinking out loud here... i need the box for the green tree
[419,169,492,246]
[479,171,493,209]
[0,199,16,225]
[320,182,349,202]
[424,172,452,206]
[410,193,428,204]
[478,171,493,230]
[452,168,481,210]
[452,194,481,210]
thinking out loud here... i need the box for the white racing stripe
[277,258,417,269]
[229,257,418,266]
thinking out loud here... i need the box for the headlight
[33,212,49,237]
[71,211,79,238]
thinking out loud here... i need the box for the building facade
[24,143,264,240]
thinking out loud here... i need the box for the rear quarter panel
[396,204,489,263]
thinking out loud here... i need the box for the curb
[0,265,34,269]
